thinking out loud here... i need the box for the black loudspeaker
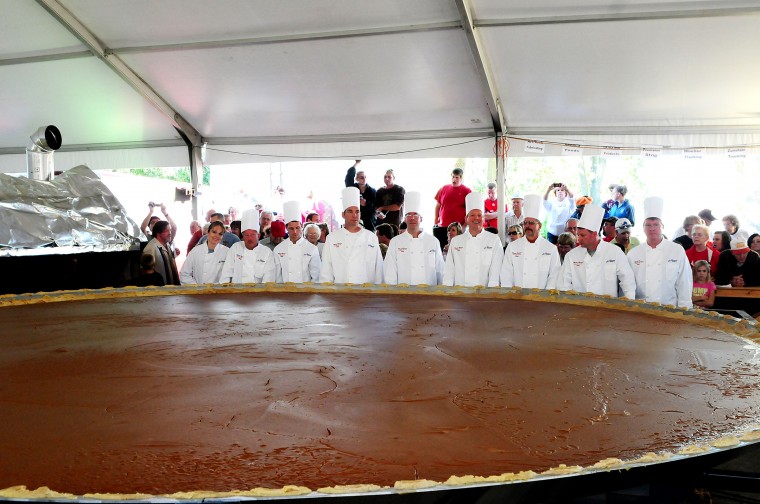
[174,187,192,203]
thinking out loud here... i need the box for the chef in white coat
[627,197,692,308]
[219,208,276,284]
[180,221,229,284]
[384,191,444,285]
[442,192,503,287]
[500,194,561,289]
[558,205,636,299]
[273,201,321,283]
[319,186,383,284]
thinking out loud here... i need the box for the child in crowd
[692,260,716,308]
[129,253,165,287]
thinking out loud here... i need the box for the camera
[553,183,562,188]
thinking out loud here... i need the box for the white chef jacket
[180,244,229,284]
[319,227,384,284]
[219,241,276,284]
[500,236,560,289]
[558,240,636,299]
[384,231,444,286]
[273,238,321,283]
[442,230,503,287]
[627,238,693,308]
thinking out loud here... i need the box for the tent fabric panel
[60,0,460,48]
[0,57,180,149]
[0,0,85,59]
[482,15,760,132]
[120,29,492,138]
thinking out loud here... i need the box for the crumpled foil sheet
[0,165,144,257]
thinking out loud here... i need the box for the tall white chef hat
[522,194,542,220]
[643,197,664,220]
[241,208,260,232]
[465,192,484,216]
[404,191,422,216]
[342,186,360,211]
[283,200,301,224]
[577,205,605,233]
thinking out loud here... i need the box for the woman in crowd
[686,224,718,277]
[180,221,229,284]
[556,232,576,264]
[443,222,463,259]
[506,224,523,248]
[749,233,760,254]
[304,223,323,257]
[713,230,732,253]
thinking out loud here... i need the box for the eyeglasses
[523,220,539,226]
[508,231,519,236]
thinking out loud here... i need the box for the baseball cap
[615,218,633,231]
[698,209,717,221]
[269,221,287,238]
[730,239,750,254]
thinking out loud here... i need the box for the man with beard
[500,194,561,289]
[219,209,275,284]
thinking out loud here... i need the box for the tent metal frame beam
[111,22,462,55]
[509,125,760,136]
[454,0,507,238]
[476,6,760,27]
[0,129,494,156]
[455,0,505,136]
[210,129,494,145]
[0,50,92,67]
[0,139,186,156]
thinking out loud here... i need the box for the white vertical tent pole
[496,136,506,241]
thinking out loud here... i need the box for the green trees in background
[129,166,211,186]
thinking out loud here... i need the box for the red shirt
[484,198,508,228]
[435,184,471,227]
[685,246,719,277]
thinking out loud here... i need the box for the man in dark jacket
[344,160,376,231]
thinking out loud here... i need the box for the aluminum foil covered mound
[0,165,143,256]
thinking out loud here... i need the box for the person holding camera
[140,202,177,244]
[543,182,575,244]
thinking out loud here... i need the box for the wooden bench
[714,287,760,320]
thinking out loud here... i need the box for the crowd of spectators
[128,167,758,313]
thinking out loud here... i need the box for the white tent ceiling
[2,0,760,173]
